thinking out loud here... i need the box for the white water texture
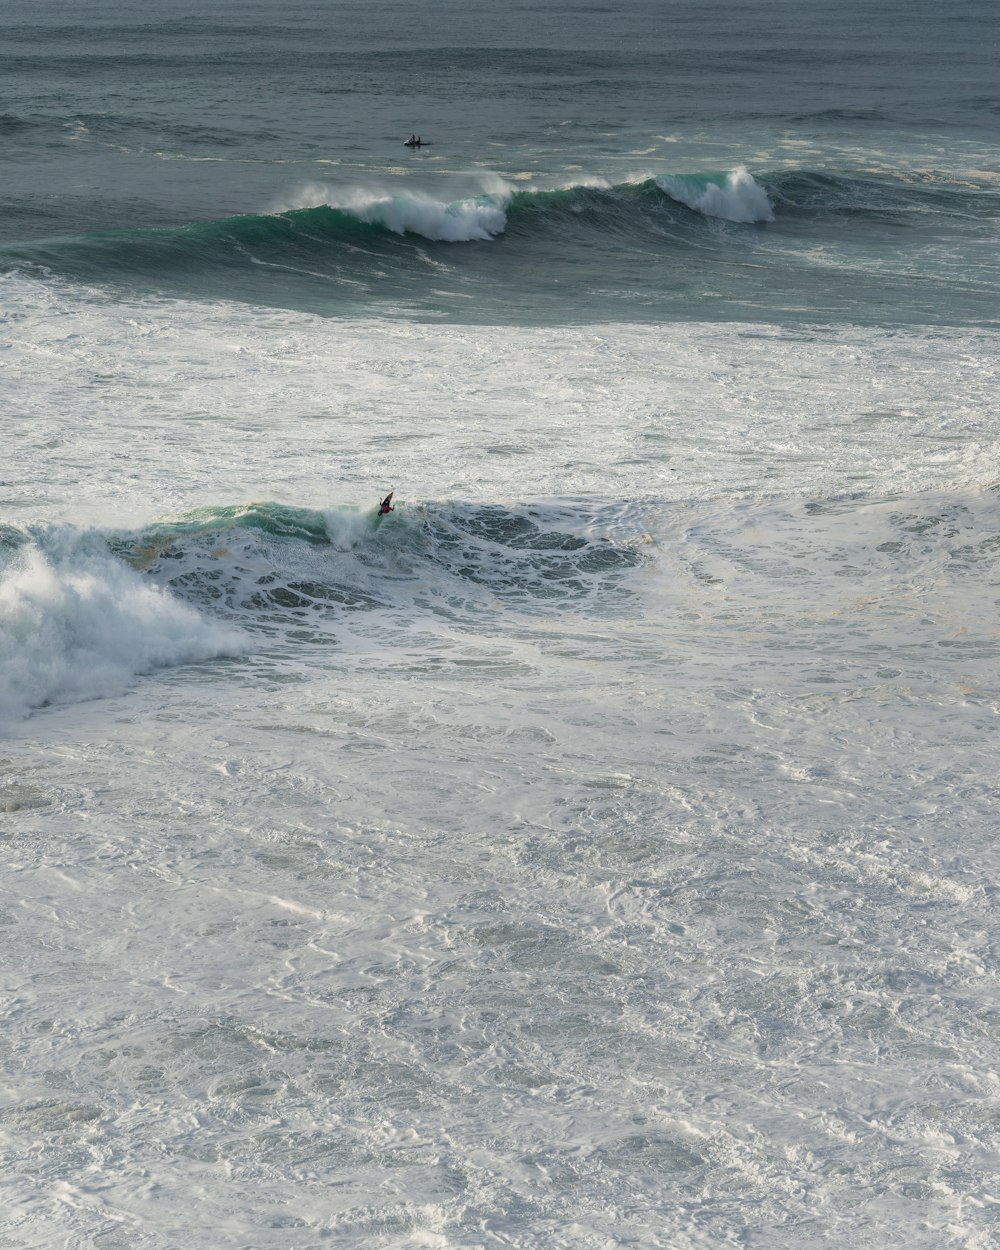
[2,276,1000,1250]
[657,167,775,222]
[278,181,511,241]
[0,537,243,721]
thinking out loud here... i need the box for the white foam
[4,270,1000,1250]
[345,189,508,241]
[0,538,245,723]
[275,181,512,242]
[657,166,775,223]
[2,272,996,524]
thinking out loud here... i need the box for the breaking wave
[0,168,773,280]
[0,501,646,721]
[656,167,775,223]
[2,165,992,323]
[0,527,245,723]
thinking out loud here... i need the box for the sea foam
[347,190,508,241]
[657,166,774,223]
[0,539,244,723]
[279,182,511,242]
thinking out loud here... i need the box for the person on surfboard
[378,492,394,515]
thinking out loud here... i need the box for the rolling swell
[0,169,772,314]
[0,174,776,314]
[0,175,767,285]
[766,168,1000,224]
[5,167,990,266]
[2,167,993,322]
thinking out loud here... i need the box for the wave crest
[277,183,511,242]
[0,537,244,723]
[656,166,774,223]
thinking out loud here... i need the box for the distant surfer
[378,492,394,515]
[404,135,425,147]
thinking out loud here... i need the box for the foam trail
[657,166,774,222]
[0,540,245,723]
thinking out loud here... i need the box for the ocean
[2,1,999,1246]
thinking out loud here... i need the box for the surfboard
[403,141,431,148]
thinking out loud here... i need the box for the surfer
[378,492,394,515]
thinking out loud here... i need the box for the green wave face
[138,501,343,546]
[3,169,996,326]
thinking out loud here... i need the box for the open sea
[2,2,999,1246]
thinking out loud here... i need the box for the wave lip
[0,537,245,724]
[282,183,512,243]
[656,166,774,223]
[341,190,508,241]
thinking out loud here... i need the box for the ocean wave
[0,169,773,308]
[0,501,645,718]
[655,167,775,223]
[763,167,1000,222]
[0,529,245,723]
[276,182,511,242]
[266,169,776,237]
[342,190,508,242]
[0,169,771,273]
[122,500,645,619]
[9,164,985,284]
[3,167,992,320]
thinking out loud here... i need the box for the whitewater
[3,1,1000,1247]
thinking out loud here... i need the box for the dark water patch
[766,168,1000,225]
